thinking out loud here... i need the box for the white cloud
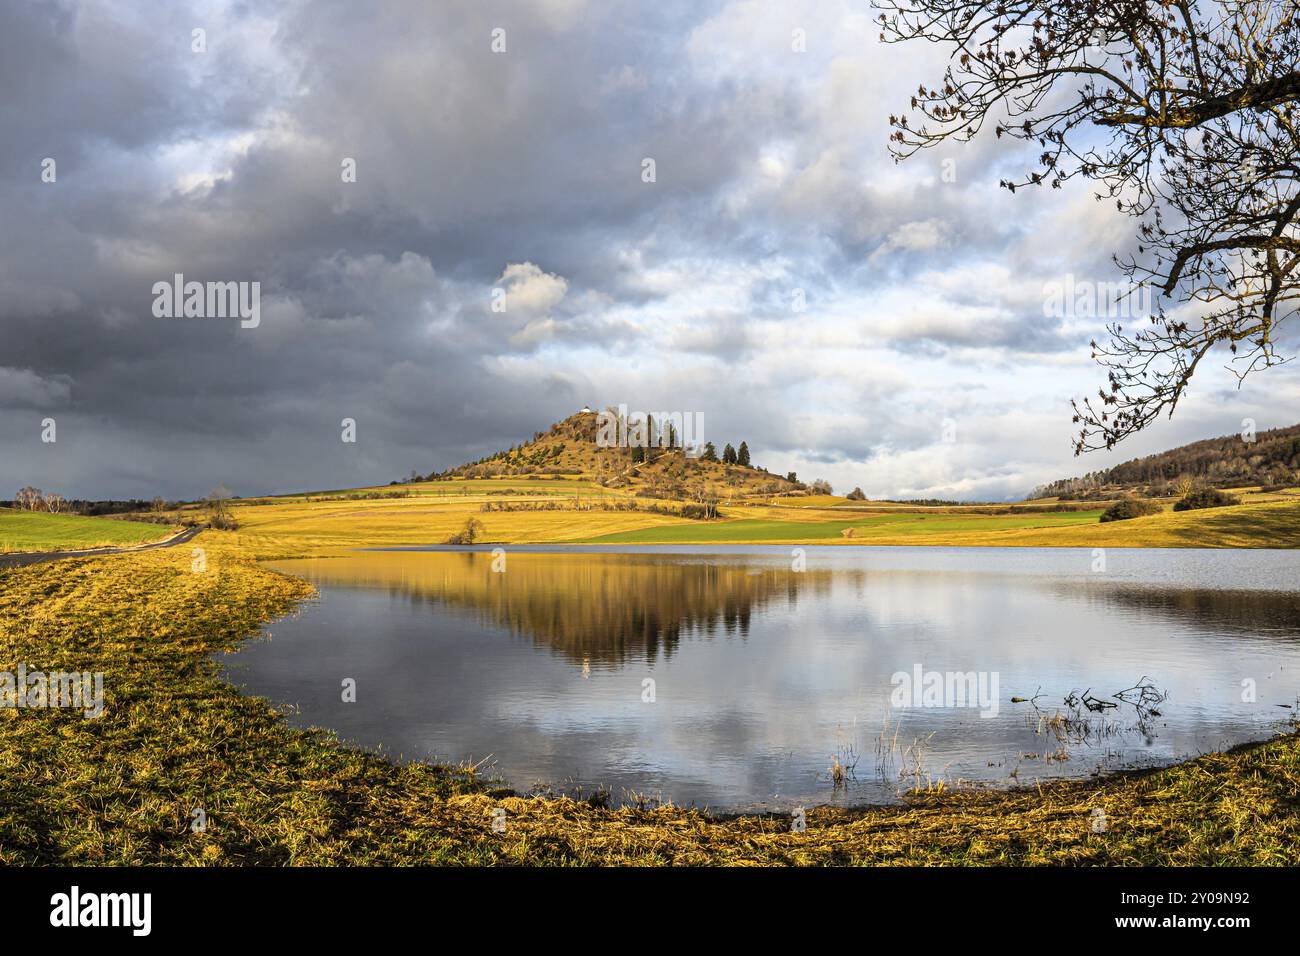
[870,219,948,261]
[496,262,569,316]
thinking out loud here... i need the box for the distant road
[0,525,203,571]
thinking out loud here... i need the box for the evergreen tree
[723,443,737,465]
[737,442,751,467]
[701,442,718,462]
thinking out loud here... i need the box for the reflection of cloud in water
[245,549,1300,809]
[1050,582,1300,644]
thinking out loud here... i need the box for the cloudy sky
[3,0,1297,502]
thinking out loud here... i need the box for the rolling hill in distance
[1035,424,1300,502]
[408,407,1300,507]
[412,408,804,500]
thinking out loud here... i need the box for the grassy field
[584,500,1300,548]
[1,537,1296,865]
[222,493,687,559]
[586,509,1108,543]
[0,508,175,554]
[197,479,1300,555]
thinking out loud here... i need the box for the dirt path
[0,525,203,571]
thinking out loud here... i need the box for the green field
[0,508,173,553]
[585,509,1108,543]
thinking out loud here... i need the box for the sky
[3,0,1298,502]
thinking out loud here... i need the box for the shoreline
[2,534,1297,864]
[359,540,1300,552]
[258,546,1300,818]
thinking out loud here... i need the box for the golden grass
[966,499,1300,548]
[206,482,1300,558]
[225,495,686,558]
[766,494,847,508]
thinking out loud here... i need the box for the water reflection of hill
[282,552,829,664]
[269,552,1300,669]
[1059,582,1300,644]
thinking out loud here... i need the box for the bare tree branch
[878,0,1300,451]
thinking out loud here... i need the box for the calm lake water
[223,546,1300,811]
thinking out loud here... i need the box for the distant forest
[1034,425,1300,500]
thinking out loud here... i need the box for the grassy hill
[419,409,801,500]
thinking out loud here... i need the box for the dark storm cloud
[0,0,754,496]
[3,0,1287,502]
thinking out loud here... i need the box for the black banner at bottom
[0,865,1278,940]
